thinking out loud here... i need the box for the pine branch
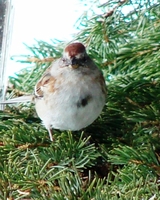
[0,0,160,199]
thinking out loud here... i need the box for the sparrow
[2,42,107,141]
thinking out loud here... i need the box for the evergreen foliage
[0,0,160,199]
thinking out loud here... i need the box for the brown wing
[35,73,52,98]
[98,73,107,96]
[34,66,56,98]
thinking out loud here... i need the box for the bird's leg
[47,128,54,141]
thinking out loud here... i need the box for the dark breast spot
[77,95,92,108]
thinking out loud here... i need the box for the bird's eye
[82,57,87,63]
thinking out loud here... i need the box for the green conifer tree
[0,0,160,199]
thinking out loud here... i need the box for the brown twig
[103,0,127,18]
[27,57,55,63]
[0,142,50,148]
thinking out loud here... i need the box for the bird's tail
[0,95,34,104]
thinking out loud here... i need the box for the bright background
[8,0,87,76]
[8,0,130,76]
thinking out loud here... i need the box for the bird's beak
[69,57,79,69]
[69,64,79,69]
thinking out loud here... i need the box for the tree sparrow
[2,43,107,141]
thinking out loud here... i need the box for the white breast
[35,65,106,131]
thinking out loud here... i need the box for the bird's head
[62,42,87,69]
